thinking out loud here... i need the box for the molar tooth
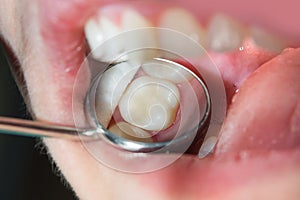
[208,14,246,52]
[250,26,288,53]
[95,62,139,128]
[109,122,153,142]
[119,76,180,131]
[159,8,207,50]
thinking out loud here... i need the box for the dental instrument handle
[0,116,95,141]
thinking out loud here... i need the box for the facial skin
[0,0,300,199]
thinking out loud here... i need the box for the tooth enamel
[109,122,153,142]
[142,61,192,83]
[95,62,139,128]
[84,18,105,53]
[208,14,246,52]
[85,9,159,63]
[250,26,288,53]
[159,8,207,51]
[121,9,158,64]
[119,76,180,131]
[84,16,124,61]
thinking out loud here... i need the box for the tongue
[215,48,300,155]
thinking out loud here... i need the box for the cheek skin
[0,0,23,57]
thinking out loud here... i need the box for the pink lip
[37,0,300,197]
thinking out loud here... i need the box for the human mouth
[36,0,300,198]
[81,3,296,155]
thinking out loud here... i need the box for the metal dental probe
[0,116,96,141]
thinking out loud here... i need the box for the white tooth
[85,9,158,63]
[159,8,207,51]
[95,62,139,128]
[142,60,192,83]
[121,9,158,64]
[84,16,124,61]
[84,18,105,58]
[122,9,152,30]
[208,14,246,52]
[109,122,153,142]
[119,76,180,131]
[98,17,125,61]
[250,26,288,53]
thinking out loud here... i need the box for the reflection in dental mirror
[72,28,226,172]
[93,54,208,146]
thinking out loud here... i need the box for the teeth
[84,19,105,54]
[141,60,192,83]
[84,16,123,61]
[109,122,153,142]
[119,76,180,131]
[84,9,157,63]
[121,9,158,64]
[208,14,246,52]
[250,26,288,53]
[95,62,139,128]
[159,8,207,53]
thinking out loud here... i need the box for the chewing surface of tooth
[208,14,246,52]
[95,62,139,128]
[159,8,207,51]
[142,61,192,83]
[250,26,288,53]
[109,122,153,142]
[119,76,180,131]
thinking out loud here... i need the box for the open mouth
[32,0,300,199]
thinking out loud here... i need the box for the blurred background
[0,42,76,200]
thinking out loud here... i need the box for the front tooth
[121,9,158,64]
[85,9,158,63]
[250,26,288,53]
[159,8,207,52]
[84,18,105,54]
[95,62,139,128]
[141,60,192,83]
[119,76,180,131]
[208,14,246,52]
[84,16,123,61]
[109,122,153,142]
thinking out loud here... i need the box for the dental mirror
[73,28,227,173]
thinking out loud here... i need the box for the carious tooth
[109,122,153,142]
[121,9,158,64]
[95,62,139,128]
[159,8,207,51]
[208,14,246,52]
[119,76,180,131]
[250,26,289,53]
[141,61,192,83]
